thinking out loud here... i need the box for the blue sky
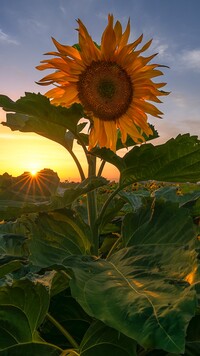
[0,0,200,179]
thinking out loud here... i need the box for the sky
[0,0,200,181]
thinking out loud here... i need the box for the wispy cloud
[18,18,48,35]
[0,29,19,45]
[151,40,200,73]
[152,39,169,57]
[59,4,67,16]
[180,49,200,72]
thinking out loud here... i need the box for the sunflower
[36,15,168,152]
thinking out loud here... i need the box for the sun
[30,169,38,177]
[28,163,41,177]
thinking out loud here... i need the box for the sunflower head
[36,14,169,152]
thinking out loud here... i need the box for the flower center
[78,61,133,121]
[98,80,116,99]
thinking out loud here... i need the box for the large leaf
[0,233,27,256]
[0,279,49,349]
[0,195,67,220]
[154,186,200,206]
[122,200,197,247]
[61,245,198,354]
[183,314,200,356]
[0,92,83,131]
[0,210,91,268]
[91,135,200,185]
[27,211,91,267]
[0,232,28,278]
[0,258,27,279]
[0,342,62,355]
[0,92,84,148]
[79,321,137,356]
[120,134,200,185]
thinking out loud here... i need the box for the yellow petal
[103,120,117,151]
[101,14,116,60]
[119,18,130,48]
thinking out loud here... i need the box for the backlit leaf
[120,134,200,185]
[61,245,197,353]
[80,321,137,355]
[122,200,197,246]
[0,92,84,149]
[0,342,62,355]
[0,279,49,349]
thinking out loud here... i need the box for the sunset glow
[30,169,38,176]
[0,1,200,182]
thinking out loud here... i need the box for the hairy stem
[46,313,79,350]
[87,154,98,255]
[97,185,122,228]
[97,160,106,177]
[106,235,122,259]
[65,146,85,181]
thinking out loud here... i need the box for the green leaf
[122,200,197,247]
[49,271,70,297]
[98,197,125,232]
[64,123,87,151]
[184,314,200,355]
[0,195,68,220]
[116,124,159,150]
[0,342,62,355]
[0,233,27,256]
[119,190,150,212]
[0,305,32,347]
[90,147,125,171]
[120,134,200,185]
[154,186,200,208]
[184,342,200,356]
[0,92,83,131]
[63,177,108,206]
[25,211,91,267]
[0,259,25,279]
[0,232,28,278]
[0,279,49,349]
[6,112,68,148]
[61,245,197,353]
[0,92,84,148]
[0,210,91,268]
[80,321,137,356]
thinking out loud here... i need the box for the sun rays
[10,169,60,199]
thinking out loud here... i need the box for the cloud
[150,37,175,64]
[18,18,48,34]
[180,49,200,72]
[0,29,19,45]
[152,38,169,56]
[171,93,188,108]
[59,5,66,15]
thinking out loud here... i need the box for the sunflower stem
[97,160,106,177]
[106,235,122,259]
[97,185,122,229]
[65,146,85,181]
[46,313,79,350]
[87,154,98,255]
